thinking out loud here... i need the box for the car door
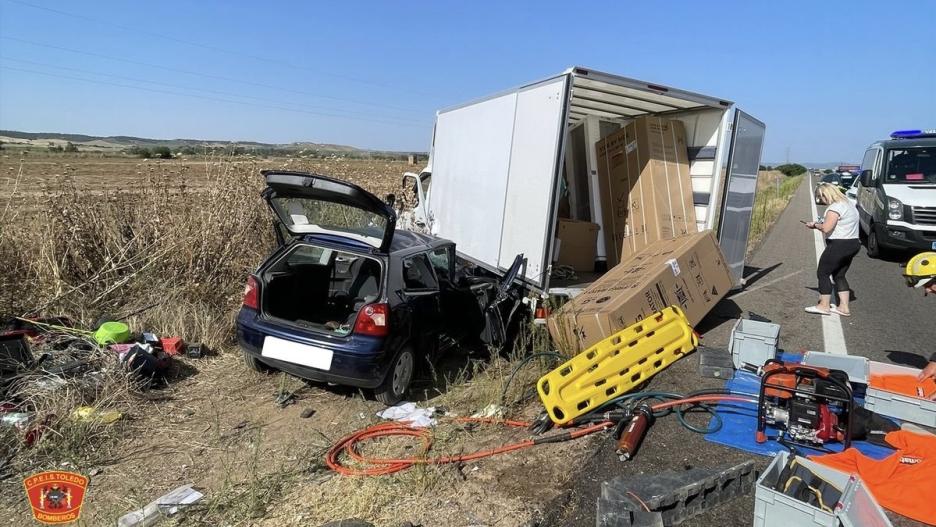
[426,243,487,342]
[399,252,443,355]
[857,148,882,229]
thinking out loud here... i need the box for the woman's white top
[826,200,860,240]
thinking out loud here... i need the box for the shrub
[126,145,151,158]
[775,163,807,177]
[152,146,172,159]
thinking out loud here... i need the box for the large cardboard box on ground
[595,116,695,268]
[548,230,732,353]
[554,219,600,272]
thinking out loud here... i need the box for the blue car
[237,171,519,404]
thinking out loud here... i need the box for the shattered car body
[237,171,522,404]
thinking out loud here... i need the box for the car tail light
[353,303,389,337]
[243,276,259,310]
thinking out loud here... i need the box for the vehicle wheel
[375,347,415,406]
[243,350,274,373]
[866,224,882,258]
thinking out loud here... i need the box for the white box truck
[404,67,766,296]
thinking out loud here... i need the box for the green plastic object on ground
[94,321,131,346]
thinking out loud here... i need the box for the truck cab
[856,130,936,257]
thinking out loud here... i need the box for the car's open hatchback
[262,170,397,253]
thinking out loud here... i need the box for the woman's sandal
[804,306,830,315]
[830,307,851,317]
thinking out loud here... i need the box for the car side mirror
[860,170,873,187]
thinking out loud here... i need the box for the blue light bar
[890,129,936,139]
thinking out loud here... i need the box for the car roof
[871,137,936,149]
[388,230,451,254]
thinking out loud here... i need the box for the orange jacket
[869,373,936,400]
[810,430,936,525]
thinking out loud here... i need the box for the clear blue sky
[1,0,933,162]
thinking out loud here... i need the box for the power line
[3,0,442,99]
[0,64,428,128]
[0,36,423,114]
[0,56,427,126]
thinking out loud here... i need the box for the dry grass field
[0,153,582,526]
[747,170,805,253]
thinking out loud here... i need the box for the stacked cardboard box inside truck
[594,117,696,268]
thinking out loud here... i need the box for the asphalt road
[840,237,934,368]
[547,177,932,527]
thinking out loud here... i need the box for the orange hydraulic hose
[325,395,755,476]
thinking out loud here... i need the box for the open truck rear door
[716,110,766,286]
[428,75,569,290]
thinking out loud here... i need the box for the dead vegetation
[0,154,577,526]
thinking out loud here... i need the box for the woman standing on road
[804,182,861,316]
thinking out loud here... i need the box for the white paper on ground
[376,402,436,427]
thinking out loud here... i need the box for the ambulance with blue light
[856,129,936,258]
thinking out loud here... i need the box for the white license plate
[261,336,333,371]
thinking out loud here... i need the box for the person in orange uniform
[904,251,936,394]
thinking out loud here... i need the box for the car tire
[374,347,415,406]
[866,224,883,258]
[243,350,274,373]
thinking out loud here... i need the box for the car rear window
[271,196,388,244]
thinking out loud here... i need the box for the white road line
[809,174,848,355]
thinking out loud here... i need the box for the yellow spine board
[538,306,698,425]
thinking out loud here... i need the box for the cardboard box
[595,117,696,267]
[554,219,600,272]
[548,230,732,353]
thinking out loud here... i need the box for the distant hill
[764,161,859,170]
[0,130,415,155]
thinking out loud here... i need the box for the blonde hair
[815,182,846,205]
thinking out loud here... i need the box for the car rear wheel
[243,350,275,373]
[375,347,414,406]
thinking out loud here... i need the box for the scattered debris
[159,337,184,356]
[117,484,203,527]
[471,404,505,419]
[0,332,33,373]
[94,321,131,346]
[318,520,373,527]
[0,411,32,427]
[300,407,316,419]
[185,343,205,359]
[275,392,296,407]
[71,406,123,424]
[376,402,436,428]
